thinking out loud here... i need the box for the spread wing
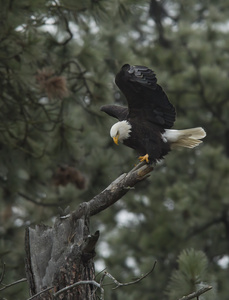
[115,64,176,128]
[100,105,129,121]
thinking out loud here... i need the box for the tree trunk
[25,162,153,299]
[25,204,99,299]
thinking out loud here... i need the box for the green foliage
[166,249,214,299]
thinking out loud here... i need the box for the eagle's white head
[110,121,132,145]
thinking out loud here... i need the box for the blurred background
[0,0,229,299]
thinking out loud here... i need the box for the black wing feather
[100,105,128,121]
[115,64,176,128]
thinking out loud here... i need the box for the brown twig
[0,278,27,292]
[53,0,73,46]
[53,280,104,299]
[187,215,223,239]
[18,192,71,207]
[0,261,5,284]
[103,261,157,290]
[178,286,212,300]
[27,286,54,300]
[52,263,156,299]
[26,286,54,300]
[26,263,156,300]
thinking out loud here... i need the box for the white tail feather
[162,127,206,149]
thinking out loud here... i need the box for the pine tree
[0,0,229,299]
[166,249,215,300]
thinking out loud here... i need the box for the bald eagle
[101,64,206,164]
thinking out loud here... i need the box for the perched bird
[101,64,206,164]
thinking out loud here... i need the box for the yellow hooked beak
[113,134,119,145]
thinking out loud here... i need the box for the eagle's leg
[138,154,149,163]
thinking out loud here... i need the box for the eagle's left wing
[115,64,176,129]
[100,105,129,121]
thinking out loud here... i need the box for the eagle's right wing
[100,105,129,121]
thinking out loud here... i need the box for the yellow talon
[138,154,149,163]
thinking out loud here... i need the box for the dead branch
[25,162,154,299]
[178,285,212,300]
[0,260,5,284]
[53,280,104,299]
[0,278,27,292]
[103,261,157,290]
[78,162,154,218]
[27,286,54,300]
[46,263,156,299]
[18,192,71,207]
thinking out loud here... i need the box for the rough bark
[25,162,153,299]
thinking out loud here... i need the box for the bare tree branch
[53,280,104,299]
[83,162,154,217]
[18,192,71,207]
[25,162,154,299]
[0,260,5,284]
[187,215,223,239]
[27,286,54,300]
[0,278,27,292]
[103,261,157,290]
[44,263,156,299]
[178,286,212,300]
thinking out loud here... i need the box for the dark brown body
[123,121,171,162]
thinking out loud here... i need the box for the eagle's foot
[138,154,149,163]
